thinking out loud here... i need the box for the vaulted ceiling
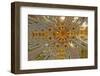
[28,15,88,60]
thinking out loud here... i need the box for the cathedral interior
[28,15,88,61]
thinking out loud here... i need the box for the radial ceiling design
[28,15,88,61]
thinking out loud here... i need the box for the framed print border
[11,2,98,74]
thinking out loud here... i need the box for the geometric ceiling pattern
[28,15,88,61]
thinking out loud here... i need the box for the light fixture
[60,16,65,21]
[45,43,49,47]
[69,42,74,47]
[81,22,87,30]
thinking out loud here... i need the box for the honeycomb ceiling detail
[28,15,88,61]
